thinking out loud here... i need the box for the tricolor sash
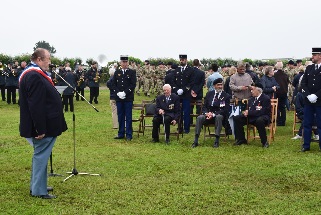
[19,63,54,86]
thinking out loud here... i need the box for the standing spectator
[206,64,223,92]
[274,61,289,126]
[224,66,236,96]
[191,59,205,114]
[260,66,280,99]
[111,55,136,141]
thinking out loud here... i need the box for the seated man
[152,84,180,144]
[192,78,230,148]
[233,82,271,148]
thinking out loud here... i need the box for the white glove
[117,92,126,99]
[177,89,183,95]
[308,94,318,103]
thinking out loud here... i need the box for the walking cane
[162,114,166,141]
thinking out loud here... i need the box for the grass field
[1,88,321,215]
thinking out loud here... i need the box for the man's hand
[243,110,248,117]
[241,86,248,91]
[205,112,213,120]
[171,120,177,125]
[272,86,276,91]
[159,109,165,115]
[191,90,197,97]
[35,134,45,140]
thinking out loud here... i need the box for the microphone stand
[52,70,101,182]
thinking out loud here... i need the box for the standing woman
[261,66,280,99]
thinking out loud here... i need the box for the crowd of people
[2,47,320,199]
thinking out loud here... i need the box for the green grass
[1,88,321,214]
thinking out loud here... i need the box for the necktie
[166,96,169,103]
[316,65,319,70]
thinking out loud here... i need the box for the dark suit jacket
[202,90,230,118]
[172,66,194,99]
[111,68,136,102]
[247,93,271,124]
[155,93,180,121]
[301,64,321,106]
[19,70,67,137]
[191,67,205,99]
[62,71,77,95]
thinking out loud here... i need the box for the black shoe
[234,139,247,145]
[301,148,310,152]
[263,142,269,148]
[165,139,170,144]
[184,130,190,134]
[89,101,92,104]
[114,136,124,139]
[30,187,54,196]
[94,101,98,104]
[213,141,219,148]
[32,194,56,199]
[152,138,159,143]
[192,142,198,148]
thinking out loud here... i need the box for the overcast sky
[1,0,320,63]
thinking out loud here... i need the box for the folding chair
[141,100,156,135]
[190,99,203,128]
[132,103,144,137]
[292,108,302,136]
[247,100,277,144]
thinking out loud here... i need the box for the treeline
[0,53,309,69]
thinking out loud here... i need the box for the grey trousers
[195,114,224,136]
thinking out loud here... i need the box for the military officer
[142,60,153,97]
[300,47,321,152]
[172,54,194,133]
[111,55,136,141]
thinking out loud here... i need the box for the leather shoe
[32,194,56,199]
[114,136,124,139]
[213,141,219,148]
[234,139,247,145]
[191,142,198,148]
[262,142,269,148]
[30,187,53,195]
[152,138,159,143]
[301,148,310,152]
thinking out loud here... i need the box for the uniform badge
[169,104,174,110]
[118,74,121,76]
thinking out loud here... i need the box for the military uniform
[154,65,166,96]
[75,69,86,101]
[5,65,18,104]
[301,49,321,151]
[111,55,136,140]
[142,65,154,96]
[86,64,101,104]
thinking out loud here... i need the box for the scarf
[19,63,54,86]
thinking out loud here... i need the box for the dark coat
[86,68,101,88]
[274,70,289,96]
[165,69,174,86]
[191,67,205,99]
[295,92,304,119]
[106,75,116,100]
[19,70,67,137]
[260,75,280,99]
[62,71,77,95]
[155,93,180,121]
[75,70,86,89]
[0,71,6,85]
[224,76,232,96]
[292,71,304,97]
[301,64,321,106]
[5,68,18,87]
[171,66,194,99]
[111,68,136,102]
[202,90,230,117]
[247,93,271,124]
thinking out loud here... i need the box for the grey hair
[237,61,246,68]
[275,61,283,70]
[163,84,171,90]
[257,87,263,93]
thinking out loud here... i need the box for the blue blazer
[19,70,67,137]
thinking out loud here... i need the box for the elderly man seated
[192,78,230,148]
[233,82,271,148]
[152,84,181,144]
